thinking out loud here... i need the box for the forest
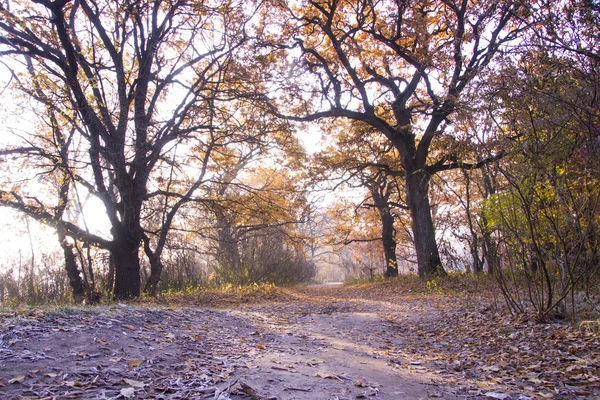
[0,0,598,398]
[0,0,598,315]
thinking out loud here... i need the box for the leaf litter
[0,282,598,399]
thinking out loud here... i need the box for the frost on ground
[0,283,598,399]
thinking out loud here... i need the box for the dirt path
[1,283,598,399]
[229,286,451,399]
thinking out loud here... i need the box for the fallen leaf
[123,324,136,330]
[128,359,142,368]
[306,358,325,367]
[8,376,25,384]
[484,392,511,399]
[353,376,369,387]
[284,385,312,392]
[314,372,346,381]
[124,378,145,387]
[120,387,135,398]
[484,365,501,372]
[477,381,494,390]
[239,382,260,400]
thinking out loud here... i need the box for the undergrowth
[145,281,288,307]
[346,272,498,295]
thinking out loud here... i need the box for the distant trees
[204,160,315,285]
[312,121,408,277]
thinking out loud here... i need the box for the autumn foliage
[0,0,597,321]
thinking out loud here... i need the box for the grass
[3,274,597,325]
[345,272,498,295]
[143,281,290,308]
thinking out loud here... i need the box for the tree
[313,121,408,277]
[0,0,250,299]
[205,162,313,285]
[139,99,295,294]
[258,0,527,277]
[480,32,600,317]
[0,106,88,302]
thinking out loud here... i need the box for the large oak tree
[0,0,251,299]
[259,0,528,276]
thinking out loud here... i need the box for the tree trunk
[56,226,87,303]
[405,170,446,277]
[60,241,87,303]
[483,231,498,274]
[380,207,399,278]
[111,234,141,300]
[107,254,115,294]
[143,238,164,296]
[369,177,399,278]
[215,216,242,284]
[471,243,484,274]
[144,257,163,296]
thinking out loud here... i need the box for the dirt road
[228,285,453,399]
[1,283,598,399]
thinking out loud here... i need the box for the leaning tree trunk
[144,258,163,296]
[56,226,88,303]
[143,237,164,296]
[370,179,399,278]
[405,170,446,277]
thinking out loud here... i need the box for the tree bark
[481,166,499,275]
[56,226,88,303]
[405,170,446,277]
[482,227,498,275]
[111,228,141,300]
[461,170,484,274]
[216,223,242,283]
[380,209,399,277]
[369,178,399,278]
[144,258,163,296]
[143,237,164,296]
[112,248,141,300]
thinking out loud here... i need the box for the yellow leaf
[476,381,493,390]
[8,376,24,384]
